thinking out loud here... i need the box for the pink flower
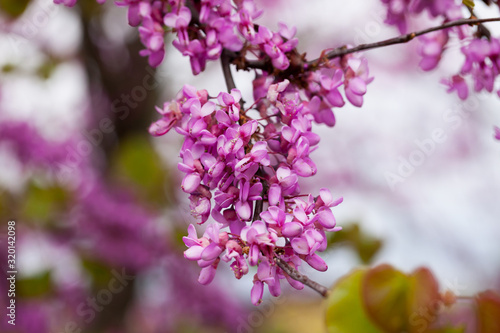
[441,75,469,100]
[163,6,192,30]
[218,89,242,122]
[149,101,182,136]
[138,16,166,67]
[417,31,448,71]
[241,221,277,266]
[320,68,345,107]
[54,0,78,7]
[235,141,270,180]
[343,57,373,107]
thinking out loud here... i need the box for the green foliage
[109,135,168,205]
[327,223,382,264]
[81,258,114,289]
[362,265,410,332]
[1,63,15,73]
[17,271,52,298]
[325,265,466,333]
[325,268,383,333]
[37,59,58,80]
[462,0,475,8]
[0,0,31,18]
[21,182,70,225]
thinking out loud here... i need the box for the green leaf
[17,271,52,298]
[0,0,31,18]
[325,268,383,333]
[37,59,58,80]
[476,290,500,333]
[81,258,114,288]
[109,135,167,204]
[462,0,474,8]
[2,63,16,73]
[21,183,70,224]
[327,223,382,264]
[362,264,410,333]
[327,265,468,333]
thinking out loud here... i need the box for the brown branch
[221,49,237,92]
[252,199,263,222]
[309,17,500,66]
[275,257,330,298]
[467,7,492,39]
[252,168,267,222]
[185,0,201,26]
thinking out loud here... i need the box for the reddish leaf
[407,267,441,333]
[362,264,409,332]
[476,290,500,333]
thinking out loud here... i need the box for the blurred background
[0,0,500,332]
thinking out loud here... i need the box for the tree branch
[309,17,500,66]
[467,7,492,39]
[221,49,237,92]
[252,199,263,222]
[275,257,330,298]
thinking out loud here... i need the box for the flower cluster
[381,0,470,72]
[380,0,463,34]
[55,0,299,74]
[133,0,375,305]
[443,37,500,100]
[150,80,345,304]
[380,0,500,103]
[56,0,500,306]
[55,0,374,305]
[160,0,299,74]
[305,55,374,120]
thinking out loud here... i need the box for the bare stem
[309,17,500,66]
[467,7,492,39]
[252,199,263,222]
[275,257,330,298]
[221,49,237,92]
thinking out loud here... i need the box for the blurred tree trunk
[77,3,160,332]
[79,2,159,165]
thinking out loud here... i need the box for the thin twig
[309,17,500,66]
[252,199,263,222]
[221,49,237,92]
[252,168,266,222]
[467,7,491,39]
[275,257,330,297]
[185,0,201,25]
